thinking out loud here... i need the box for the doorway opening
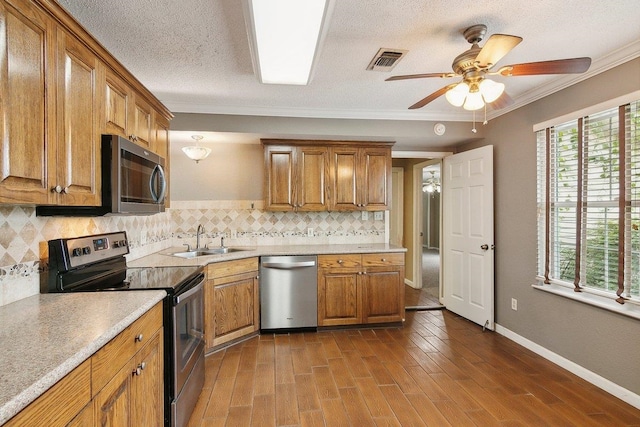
[406,160,444,311]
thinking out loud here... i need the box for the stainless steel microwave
[37,135,167,216]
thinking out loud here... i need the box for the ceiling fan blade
[409,84,458,109]
[497,57,592,76]
[475,34,523,67]
[386,72,454,81]
[489,92,514,110]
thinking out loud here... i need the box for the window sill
[532,283,640,321]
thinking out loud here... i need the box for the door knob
[481,244,489,251]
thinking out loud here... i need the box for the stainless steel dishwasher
[260,255,318,330]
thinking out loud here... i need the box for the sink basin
[168,247,248,259]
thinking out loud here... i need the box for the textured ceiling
[57,0,640,147]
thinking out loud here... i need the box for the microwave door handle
[150,164,167,203]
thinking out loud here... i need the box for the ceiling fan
[387,24,592,111]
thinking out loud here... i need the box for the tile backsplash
[0,201,386,306]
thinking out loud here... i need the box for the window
[536,99,639,304]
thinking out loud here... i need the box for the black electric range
[41,231,204,427]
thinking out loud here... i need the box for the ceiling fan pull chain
[472,110,477,133]
[483,103,488,125]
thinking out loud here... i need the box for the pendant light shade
[182,135,211,163]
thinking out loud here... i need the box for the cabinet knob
[52,185,62,193]
[135,334,144,343]
[133,367,142,376]
[381,258,386,262]
[337,259,343,264]
[140,362,146,371]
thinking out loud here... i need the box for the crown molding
[164,40,640,123]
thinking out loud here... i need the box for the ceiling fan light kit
[386,23,592,127]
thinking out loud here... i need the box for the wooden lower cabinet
[5,302,164,427]
[205,258,260,351]
[318,253,405,327]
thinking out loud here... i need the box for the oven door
[172,277,204,397]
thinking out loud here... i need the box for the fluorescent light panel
[247,0,330,85]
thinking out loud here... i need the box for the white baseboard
[495,323,640,409]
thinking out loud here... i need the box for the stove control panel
[49,231,130,270]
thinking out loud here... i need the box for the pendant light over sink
[182,135,211,163]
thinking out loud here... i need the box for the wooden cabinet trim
[4,358,91,427]
[91,302,163,395]
[33,0,172,120]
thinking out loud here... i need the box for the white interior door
[442,145,494,329]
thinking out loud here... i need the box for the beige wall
[459,57,640,394]
[170,142,263,201]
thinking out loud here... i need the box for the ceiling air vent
[366,48,408,72]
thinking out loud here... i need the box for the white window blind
[537,99,640,304]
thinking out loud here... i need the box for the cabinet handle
[135,334,144,343]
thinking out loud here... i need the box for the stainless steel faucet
[196,224,204,249]
[220,236,225,248]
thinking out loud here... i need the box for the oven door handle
[175,280,203,305]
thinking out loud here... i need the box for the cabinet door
[360,146,391,210]
[212,272,259,347]
[104,68,131,138]
[264,145,295,211]
[329,147,360,211]
[131,329,164,427]
[317,269,362,326]
[362,266,404,324]
[131,95,153,149]
[93,360,133,427]
[56,29,101,205]
[296,146,328,211]
[0,0,55,204]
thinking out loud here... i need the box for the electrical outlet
[361,211,369,220]
[374,211,383,220]
[511,298,518,311]
[307,228,314,237]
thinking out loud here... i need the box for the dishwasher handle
[261,261,316,269]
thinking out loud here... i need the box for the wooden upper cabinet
[297,146,328,211]
[263,140,391,212]
[104,68,131,138]
[264,144,329,211]
[55,29,101,205]
[0,0,172,206]
[330,145,392,211]
[329,147,359,211]
[0,0,55,204]
[131,95,153,150]
[360,146,391,210]
[264,145,295,210]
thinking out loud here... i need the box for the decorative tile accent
[0,201,386,306]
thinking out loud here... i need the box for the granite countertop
[128,243,407,268]
[0,290,166,425]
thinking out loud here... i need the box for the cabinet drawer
[207,257,259,279]
[91,302,163,395]
[318,254,361,269]
[362,253,404,267]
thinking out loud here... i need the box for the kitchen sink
[168,247,248,259]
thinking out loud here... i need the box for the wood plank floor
[187,310,640,426]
